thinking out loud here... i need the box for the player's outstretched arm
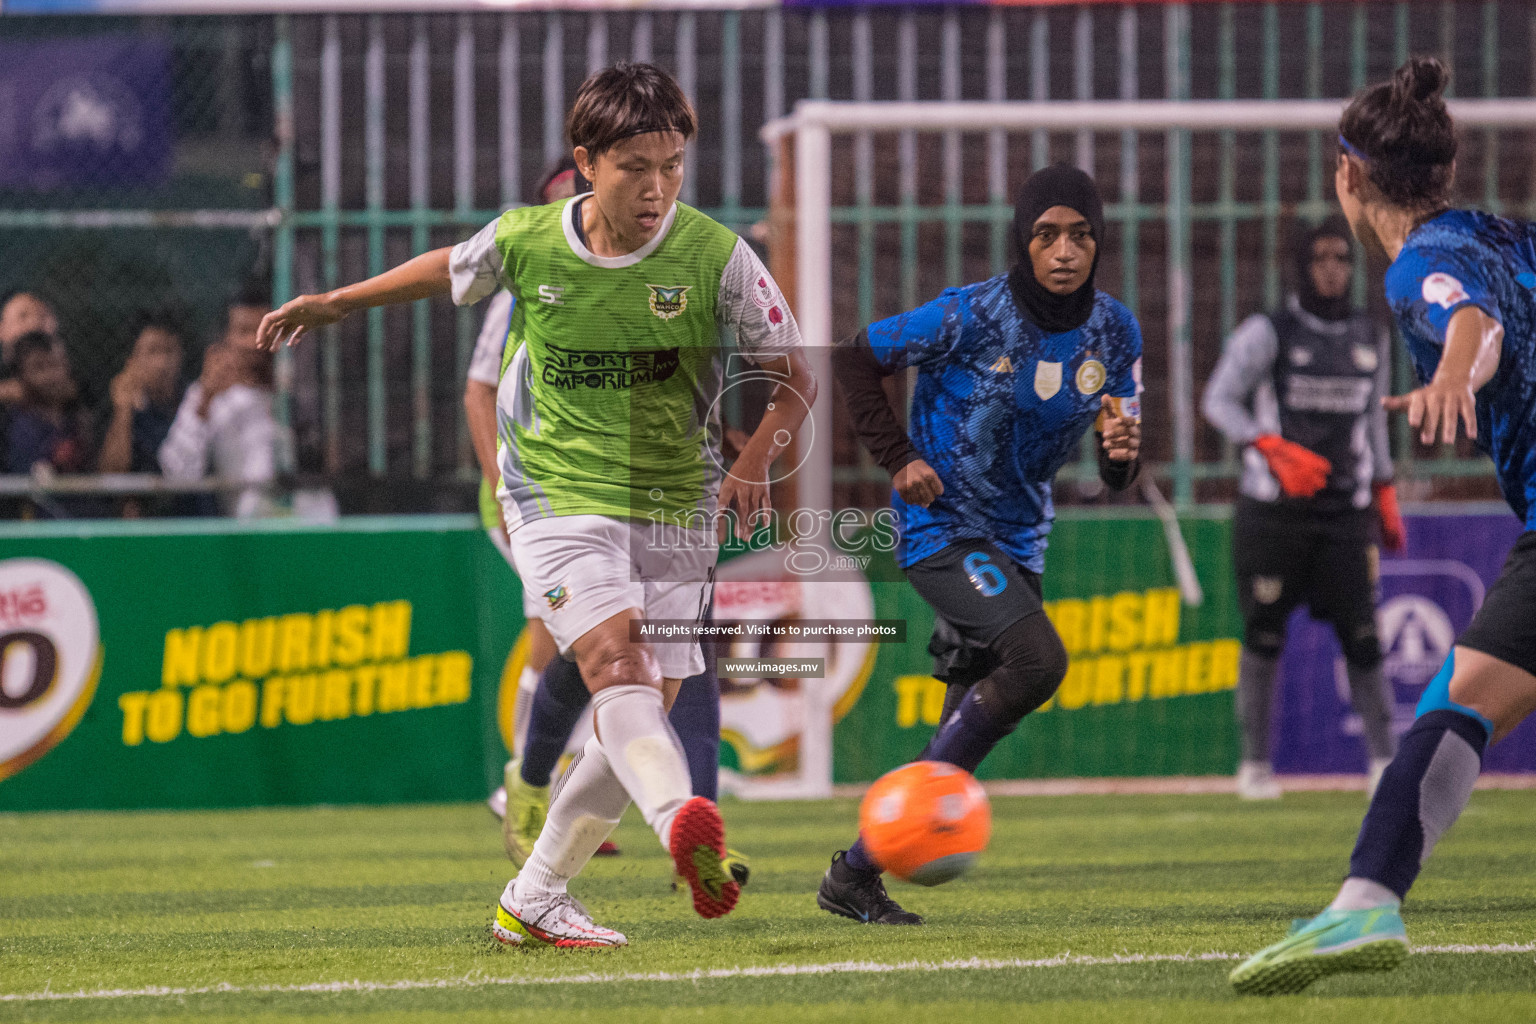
[830,330,944,507]
[718,349,817,539]
[1382,305,1502,445]
[257,247,454,350]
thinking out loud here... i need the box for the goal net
[717,98,1536,799]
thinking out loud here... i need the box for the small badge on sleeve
[1421,272,1469,310]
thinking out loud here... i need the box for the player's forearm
[832,331,920,475]
[739,353,818,466]
[1435,307,1504,393]
[328,248,454,316]
[464,381,501,486]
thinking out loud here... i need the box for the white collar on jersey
[561,192,678,269]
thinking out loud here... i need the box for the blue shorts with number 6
[904,539,1045,687]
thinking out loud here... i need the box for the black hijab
[1294,217,1355,322]
[1007,164,1105,334]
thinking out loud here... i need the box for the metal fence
[5,3,1535,513]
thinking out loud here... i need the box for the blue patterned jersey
[866,274,1143,572]
[1385,209,1536,527]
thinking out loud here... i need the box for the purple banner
[0,34,171,190]
[1273,511,1534,774]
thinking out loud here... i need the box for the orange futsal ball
[858,761,991,886]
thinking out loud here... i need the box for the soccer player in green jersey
[258,62,816,946]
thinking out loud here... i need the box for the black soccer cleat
[816,850,924,925]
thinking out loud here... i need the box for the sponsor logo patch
[1421,272,1468,310]
[990,355,1015,374]
[1252,576,1283,605]
[751,275,775,309]
[647,284,691,320]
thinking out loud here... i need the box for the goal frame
[739,97,1536,800]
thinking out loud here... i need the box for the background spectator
[158,289,277,519]
[97,315,187,475]
[0,291,60,405]
[5,332,88,476]
[2,332,99,519]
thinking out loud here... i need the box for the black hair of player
[566,61,697,158]
[1339,56,1456,212]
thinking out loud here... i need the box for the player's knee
[1339,621,1384,670]
[976,612,1068,727]
[579,640,661,692]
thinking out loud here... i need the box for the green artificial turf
[3,791,1533,1022]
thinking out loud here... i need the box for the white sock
[516,737,630,896]
[1329,876,1401,912]
[590,683,692,848]
[511,665,540,759]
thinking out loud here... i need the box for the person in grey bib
[1202,216,1405,801]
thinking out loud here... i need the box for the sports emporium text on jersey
[541,342,681,391]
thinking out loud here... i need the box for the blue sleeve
[1107,307,1144,400]
[1386,245,1503,347]
[864,288,967,372]
[1105,302,1142,423]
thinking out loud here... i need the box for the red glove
[1374,481,1407,552]
[1252,434,1332,498]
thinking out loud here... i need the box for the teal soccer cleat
[1230,906,1410,995]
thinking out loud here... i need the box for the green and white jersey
[449,196,802,530]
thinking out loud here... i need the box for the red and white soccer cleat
[668,796,740,919]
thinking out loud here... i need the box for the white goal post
[763,97,1536,520]
[735,98,1536,800]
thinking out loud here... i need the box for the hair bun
[1392,55,1450,107]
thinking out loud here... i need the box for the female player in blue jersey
[818,164,1143,925]
[1233,56,1536,994]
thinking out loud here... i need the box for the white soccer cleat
[493,879,628,948]
[1236,760,1283,801]
[1366,757,1393,800]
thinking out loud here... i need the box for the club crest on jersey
[1421,272,1468,310]
[647,284,691,320]
[1075,359,1106,395]
[1034,360,1062,400]
[1352,344,1379,372]
[544,584,571,612]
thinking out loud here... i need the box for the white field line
[5,943,1533,1004]
[829,773,1536,799]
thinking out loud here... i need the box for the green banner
[832,513,1242,782]
[0,510,1243,811]
[0,518,523,812]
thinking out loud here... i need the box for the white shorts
[486,527,543,622]
[503,513,716,679]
